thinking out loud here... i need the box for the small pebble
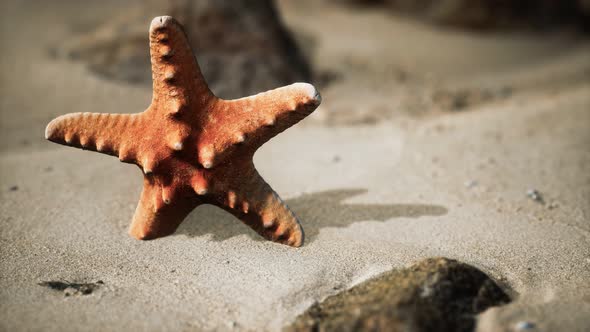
[63,287,76,297]
[464,180,478,188]
[526,189,544,204]
[515,321,535,330]
[547,202,559,210]
[9,185,18,191]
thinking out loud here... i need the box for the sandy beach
[1,0,589,331]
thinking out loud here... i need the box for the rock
[286,257,510,332]
[56,0,311,99]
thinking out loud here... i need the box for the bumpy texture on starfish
[45,16,321,247]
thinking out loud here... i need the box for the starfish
[45,16,321,247]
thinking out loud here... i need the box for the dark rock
[286,257,510,332]
[57,0,311,99]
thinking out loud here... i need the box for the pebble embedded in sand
[515,321,536,330]
[464,179,478,188]
[526,189,544,204]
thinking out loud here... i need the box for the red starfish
[45,16,321,247]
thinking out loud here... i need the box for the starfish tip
[44,118,60,141]
[294,82,322,104]
[129,227,151,241]
[150,16,178,33]
[285,227,304,247]
[292,224,305,247]
[291,239,303,247]
[44,126,53,141]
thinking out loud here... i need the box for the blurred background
[1,0,589,151]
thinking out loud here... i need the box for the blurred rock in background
[55,0,311,99]
[336,0,590,30]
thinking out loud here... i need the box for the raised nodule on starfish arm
[45,112,142,161]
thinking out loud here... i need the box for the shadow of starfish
[177,189,448,243]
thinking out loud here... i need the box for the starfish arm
[45,112,143,162]
[198,82,321,168]
[211,164,304,247]
[227,82,322,144]
[129,176,200,240]
[148,16,214,114]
